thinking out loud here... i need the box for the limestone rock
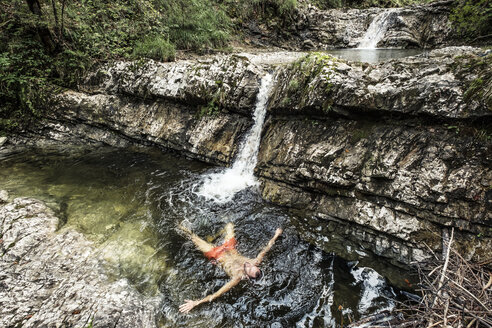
[269,47,491,119]
[0,136,7,147]
[257,116,492,264]
[0,190,7,203]
[0,198,159,328]
[82,55,263,117]
[53,91,251,165]
[245,2,458,50]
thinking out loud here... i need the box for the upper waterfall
[195,73,274,203]
[358,10,395,49]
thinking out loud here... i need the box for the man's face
[245,263,261,278]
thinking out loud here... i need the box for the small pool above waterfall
[237,48,427,66]
[324,49,427,63]
[0,145,415,327]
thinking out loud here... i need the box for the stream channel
[0,48,426,327]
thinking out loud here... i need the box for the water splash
[358,10,395,49]
[351,266,396,315]
[195,73,274,203]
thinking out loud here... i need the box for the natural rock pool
[324,49,426,63]
[0,146,413,327]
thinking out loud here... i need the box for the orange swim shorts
[204,237,237,260]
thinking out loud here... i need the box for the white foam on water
[351,266,395,315]
[195,73,274,204]
[358,10,395,49]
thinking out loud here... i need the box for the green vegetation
[0,0,232,133]
[453,53,492,111]
[198,100,221,118]
[132,36,175,62]
[224,0,298,21]
[449,0,492,41]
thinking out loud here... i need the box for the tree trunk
[51,0,59,37]
[61,0,66,39]
[25,0,57,52]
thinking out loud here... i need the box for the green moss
[454,54,492,111]
[285,52,340,112]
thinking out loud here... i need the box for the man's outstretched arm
[179,277,241,313]
[254,228,283,266]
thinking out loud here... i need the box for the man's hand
[179,299,199,313]
[275,228,283,237]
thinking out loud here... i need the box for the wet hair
[244,262,262,279]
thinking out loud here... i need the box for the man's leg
[178,223,214,253]
[223,222,235,240]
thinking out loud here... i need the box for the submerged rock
[0,197,159,328]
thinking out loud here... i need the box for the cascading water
[358,10,395,49]
[195,73,274,203]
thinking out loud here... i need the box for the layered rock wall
[258,48,491,264]
[50,55,263,165]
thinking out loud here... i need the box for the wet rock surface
[257,118,492,264]
[257,47,491,264]
[53,92,251,165]
[0,197,159,328]
[38,54,267,165]
[82,55,263,116]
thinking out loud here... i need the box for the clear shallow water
[325,49,426,63]
[0,146,412,327]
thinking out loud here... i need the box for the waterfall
[195,73,274,203]
[358,10,395,49]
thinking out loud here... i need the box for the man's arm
[254,228,283,266]
[179,277,241,313]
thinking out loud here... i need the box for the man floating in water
[178,222,283,313]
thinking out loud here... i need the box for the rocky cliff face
[247,1,459,49]
[0,195,159,328]
[50,55,263,165]
[258,48,491,264]
[12,46,491,266]
[268,47,491,119]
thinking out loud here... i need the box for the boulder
[0,198,159,328]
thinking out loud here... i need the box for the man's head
[244,262,261,279]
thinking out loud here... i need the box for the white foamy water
[351,266,395,315]
[195,73,274,203]
[358,10,395,49]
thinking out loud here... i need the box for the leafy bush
[223,0,298,22]
[133,36,175,62]
[450,0,492,40]
[166,0,231,50]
